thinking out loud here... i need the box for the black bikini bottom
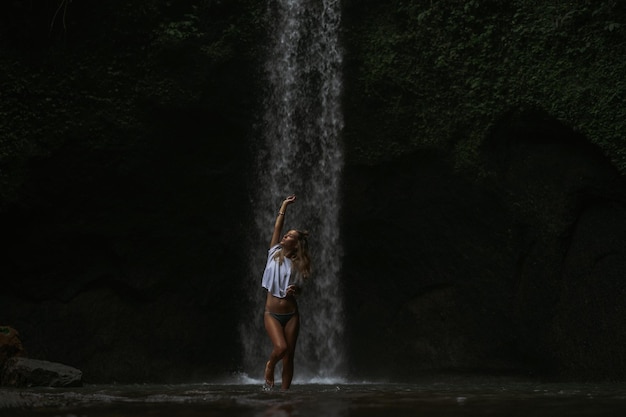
[267,311,297,327]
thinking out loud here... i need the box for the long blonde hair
[273,229,311,280]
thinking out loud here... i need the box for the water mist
[240,0,345,382]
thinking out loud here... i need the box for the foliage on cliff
[0,0,264,209]
[342,0,626,171]
[4,0,625,200]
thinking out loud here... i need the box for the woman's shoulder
[268,244,282,256]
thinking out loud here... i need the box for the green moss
[0,0,265,208]
[2,0,625,205]
[343,0,626,171]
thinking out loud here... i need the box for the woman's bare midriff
[265,291,298,314]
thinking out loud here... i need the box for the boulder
[1,357,82,387]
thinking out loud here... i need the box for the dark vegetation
[1,0,265,207]
[342,0,626,171]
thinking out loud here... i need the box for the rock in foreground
[1,357,83,387]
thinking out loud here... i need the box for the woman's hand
[286,285,299,297]
[278,195,296,214]
[284,194,296,205]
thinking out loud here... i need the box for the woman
[261,194,311,390]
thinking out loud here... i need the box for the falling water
[240,0,345,381]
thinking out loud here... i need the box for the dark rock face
[342,150,519,379]
[3,108,622,383]
[0,114,253,383]
[483,109,626,378]
[341,109,626,380]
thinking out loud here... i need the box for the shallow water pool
[2,376,626,417]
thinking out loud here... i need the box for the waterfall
[240,0,345,381]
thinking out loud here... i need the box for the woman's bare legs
[263,312,300,389]
[280,314,299,389]
[264,313,286,387]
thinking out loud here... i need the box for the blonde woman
[261,194,311,390]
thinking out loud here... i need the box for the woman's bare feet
[264,361,274,389]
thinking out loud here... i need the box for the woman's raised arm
[269,195,296,248]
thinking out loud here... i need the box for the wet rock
[1,357,83,387]
[342,108,626,380]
